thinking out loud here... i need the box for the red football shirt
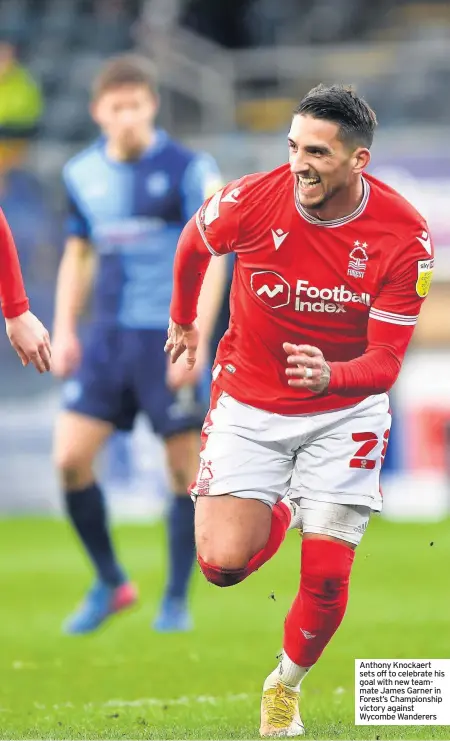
[171,164,433,415]
[0,208,29,319]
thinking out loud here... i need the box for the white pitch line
[103,693,256,708]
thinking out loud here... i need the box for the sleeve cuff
[2,298,30,319]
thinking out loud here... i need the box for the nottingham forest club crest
[348,241,369,278]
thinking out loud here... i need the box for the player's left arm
[285,231,434,395]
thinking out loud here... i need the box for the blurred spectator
[0,39,42,138]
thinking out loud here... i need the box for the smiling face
[288,114,370,213]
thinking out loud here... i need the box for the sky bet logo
[250,271,371,313]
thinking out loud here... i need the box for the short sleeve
[181,153,223,221]
[62,171,90,240]
[369,228,434,328]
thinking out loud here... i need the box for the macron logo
[416,230,432,256]
[257,284,284,298]
[271,228,289,250]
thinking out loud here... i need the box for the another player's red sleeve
[170,181,241,325]
[0,209,29,319]
[328,231,434,395]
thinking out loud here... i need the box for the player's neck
[106,129,156,162]
[304,176,364,222]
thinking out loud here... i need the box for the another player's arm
[52,173,96,378]
[286,234,434,395]
[53,236,95,337]
[196,253,227,347]
[51,236,95,378]
[0,208,51,372]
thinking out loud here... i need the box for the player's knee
[169,465,191,493]
[53,449,93,490]
[197,553,249,588]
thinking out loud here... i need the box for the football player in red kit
[166,85,434,736]
[0,209,51,372]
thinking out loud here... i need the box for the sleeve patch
[203,188,224,226]
[416,258,434,298]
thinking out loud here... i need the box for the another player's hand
[283,343,331,394]
[51,329,82,378]
[166,341,208,390]
[5,310,52,374]
[165,319,199,369]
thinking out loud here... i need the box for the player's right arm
[52,182,96,378]
[166,181,241,366]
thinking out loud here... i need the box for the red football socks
[283,538,355,667]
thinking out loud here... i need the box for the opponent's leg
[260,502,369,737]
[153,429,199,632]
[54,411,137,633]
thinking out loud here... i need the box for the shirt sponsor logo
[250,273,371,313]
[250,271,291,308]
[295,280,371,314]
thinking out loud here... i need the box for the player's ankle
[264,652,310,693]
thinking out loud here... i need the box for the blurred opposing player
[51,54,225,634]
[167,85,434,735]
[0,209,51,372]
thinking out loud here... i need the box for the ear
[90,100,100,126]
[151,92,160,118]
[352,147,371,174]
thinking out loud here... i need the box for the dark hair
[92,53,158,100]
[294,84,377,149]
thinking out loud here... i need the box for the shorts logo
[196,459,213,496]
[347,241,369,278]
[250,271,291,309]
[416,258,433,298]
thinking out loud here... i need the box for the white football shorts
[191,384,391,512]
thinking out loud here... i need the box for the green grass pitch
[0,515,449,739]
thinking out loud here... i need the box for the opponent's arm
[51,236,95,378]
[285,232,434,395]
[53,236,95,336]
[0,209,51,372]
